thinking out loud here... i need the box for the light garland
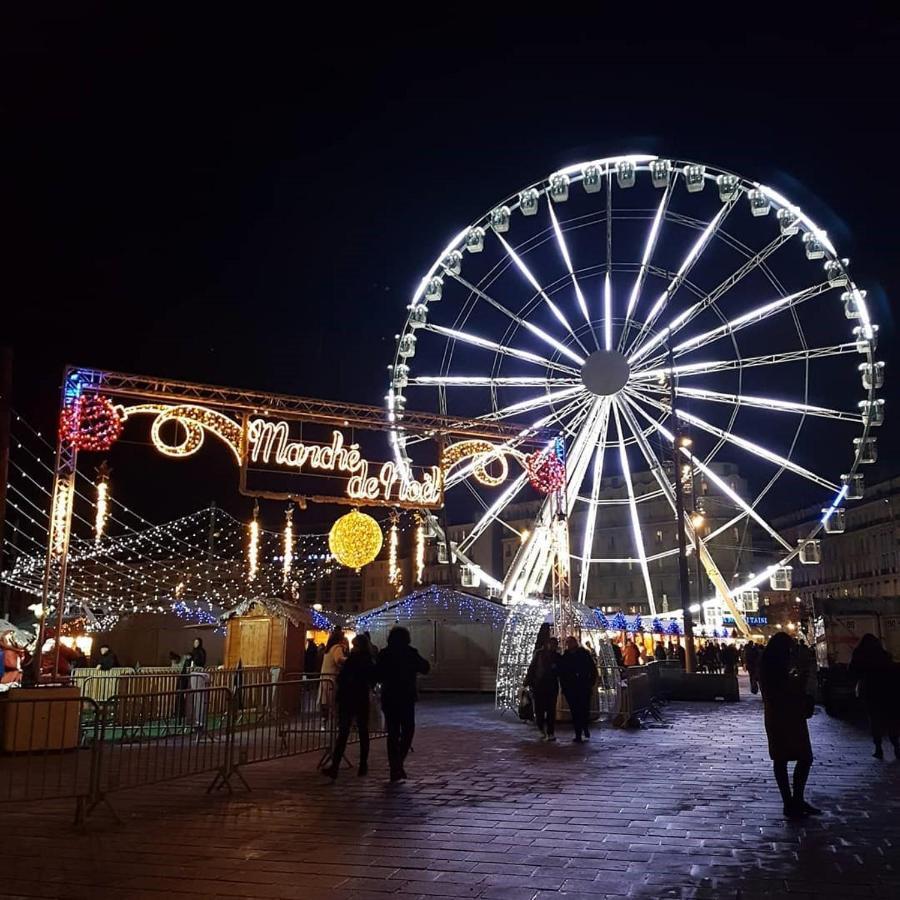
[328,509,383,571]
[388,510,402,596]
[247,503,260,582]
[283,505,294,585]
[120,403,243,462]
[50,479,74,558]
[441,439,521,487]
[414,513,425,585]
[94,466,110,544]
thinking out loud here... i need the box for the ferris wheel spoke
[625,199,737,358]
[618,185,672,352]
[422,323,580,375]
[481,385,588,421]
[630,343,861,381]
[447,272,585,365]
[409,375,581,387]
[623,395,795,553]
[636,393,838,490]
[666,282,831,359]
[628,233,791,366]
[456,469,532,554]
[494,232,590,355]
[611,401,657,616]
[575,403,612,606]
[547,201,600,348]
[672,385,865,423]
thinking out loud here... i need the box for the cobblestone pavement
[6,677,900,900]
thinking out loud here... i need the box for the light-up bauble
[59,394,124,452]
[328,509,383,571]
[525,448,566,495]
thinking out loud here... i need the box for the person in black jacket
[324,634,376,779]
[558,636,598,743]
[374,626,430,781]
[850,633,900,760]
[189,637,207,668]
[525,637,561,742]
[303,638,320,676]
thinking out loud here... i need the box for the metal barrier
[0,676,384,825]
[0,690,99,823]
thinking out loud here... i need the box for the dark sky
[3,8,899,524]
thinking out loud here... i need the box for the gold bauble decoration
[328,509,383,571]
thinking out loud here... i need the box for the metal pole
[667,346,696,673]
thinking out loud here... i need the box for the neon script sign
[246,419,442,507]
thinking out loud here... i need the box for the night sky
[4,9,899,527]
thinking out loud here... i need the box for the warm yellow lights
[691,512,705,528]
[520,529,530,543]
[94,477,109,544]
[442,439,524,488]
[50,479,74,559]
[122,403,242,462]
[283,505,294,584]
[247,503,260,581]
[388,512,402,596]
[414,514,425,585]
[328,509,383,571]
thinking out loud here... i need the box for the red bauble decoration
[525,449,566,494]
[59,394,124,452]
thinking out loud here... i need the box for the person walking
[323,634,376,779]
[849,633,900,760]
[558,636,598,743]
[675,641,686,668]
[722,642,738,676]
[759,632,819,819]
[744,641,761,694]
[374,626,430,781]
[525,637,561,741]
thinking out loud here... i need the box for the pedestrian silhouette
[849,633,900,760]
[525,637,561,741]
[558,635,598,743]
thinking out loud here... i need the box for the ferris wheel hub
[580,350,630,396]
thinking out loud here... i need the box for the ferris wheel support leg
[694,536,751,638]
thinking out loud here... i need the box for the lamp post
[667,346,696,673]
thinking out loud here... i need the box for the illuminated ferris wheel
[387,155,882,621]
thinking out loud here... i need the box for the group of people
[696,640,739,675]
[524,635,599,743]
[315,627,430,783]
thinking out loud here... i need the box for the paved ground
[6,677,900,900]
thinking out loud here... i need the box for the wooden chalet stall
[222,597,311,675]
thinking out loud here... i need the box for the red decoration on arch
[525,448,566,494]
[59,394,124,452]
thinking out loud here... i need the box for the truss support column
[668,347,696,673]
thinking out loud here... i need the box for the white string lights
[247,503,260,582]
[94,465,110,544]
[282,505,294,584]
[388,511,402,596]
[414,513,425,585]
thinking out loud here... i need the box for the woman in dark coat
[849,633,900,759]
[759,632,819,819]
[189,637,207,668]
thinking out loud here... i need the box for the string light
[388,510,402,596]
[50,479,74,559]
[441,439,522,487]
[247,503,260,582]
[328,509,383,571]
[283,505,294,585]
[414,513,425,585]
[94,464,110,544]
[121,403,242,462]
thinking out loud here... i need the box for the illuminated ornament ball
[525,448,566,495]
[328,509,383,571]
[59,394,124,452]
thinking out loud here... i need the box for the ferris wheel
[387,155,882,622]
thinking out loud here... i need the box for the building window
[655,529,663,545]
